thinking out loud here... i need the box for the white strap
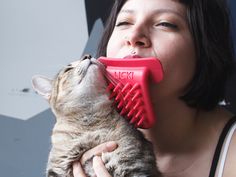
[217,122,236,177]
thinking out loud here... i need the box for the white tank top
[209,117,236,177]
[217,120,236,177]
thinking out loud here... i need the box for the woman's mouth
[123,55,142,59]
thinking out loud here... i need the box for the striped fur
[32,55,161,177]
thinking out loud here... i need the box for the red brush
[98,57,164,129]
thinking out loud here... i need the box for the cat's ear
[32,75,53,100]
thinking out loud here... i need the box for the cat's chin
[79,64,107,93]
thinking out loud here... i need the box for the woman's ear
[31,75,53,100]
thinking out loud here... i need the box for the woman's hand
[73,141,118,177]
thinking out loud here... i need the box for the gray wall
[0,0,106,176]
[0,0,236,177]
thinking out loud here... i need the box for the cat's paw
[101,152,118,174]
[101,152,111,164]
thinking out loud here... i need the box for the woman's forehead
[119,0,186,17]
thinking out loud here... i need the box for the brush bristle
[105,77,146,128]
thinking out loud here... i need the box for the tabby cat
[32,55,161,177]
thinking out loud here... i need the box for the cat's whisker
[103,71,128,105]
[106,73,120,86]
[91,58,121,87]
[91,58,107,72]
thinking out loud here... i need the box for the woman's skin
[73,142,117,177]
[73,0,236,176]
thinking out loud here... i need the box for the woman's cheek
[106,32,120,57]
[106,41,113,57]
[157,48,195,95]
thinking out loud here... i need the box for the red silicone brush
[98,57,164,129]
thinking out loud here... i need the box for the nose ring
[131,49,136,55]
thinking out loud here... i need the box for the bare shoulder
[223,119,236,177]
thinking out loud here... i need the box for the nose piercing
[131,49,136,55]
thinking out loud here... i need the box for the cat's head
[32,56,111,119]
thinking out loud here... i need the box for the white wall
[0,0,88,120]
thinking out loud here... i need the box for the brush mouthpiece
[98,57,164,129]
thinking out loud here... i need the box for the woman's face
[106,0,196,99]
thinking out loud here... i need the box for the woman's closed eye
[155,22,178,30]
[115,21,132,27]
[115,21,178,30]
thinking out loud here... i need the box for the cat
[32,55,161,177]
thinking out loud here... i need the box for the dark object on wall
[85,0,114,34]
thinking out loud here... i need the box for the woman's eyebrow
[154,9,185,19]
[119,8,185,20]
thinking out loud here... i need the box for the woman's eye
[156,22,178,29]
[116,21,131,27]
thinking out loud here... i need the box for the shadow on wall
[0,110,54,177]
[85,0,113,34]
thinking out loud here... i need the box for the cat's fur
[32,55,161,177]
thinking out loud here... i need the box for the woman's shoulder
[203,107,235,177]
[216,115,236,177]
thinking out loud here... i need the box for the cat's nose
[69,55,92,67]
[82,54,92,61]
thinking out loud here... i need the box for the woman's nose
[125,29,151,48]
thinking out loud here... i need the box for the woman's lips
[123,55,142,59]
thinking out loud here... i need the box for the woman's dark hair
[97,0,235,111]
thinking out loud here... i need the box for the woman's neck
[141,97,199,153]
[140,98,232,176]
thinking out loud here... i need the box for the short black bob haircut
[97,0,235,111]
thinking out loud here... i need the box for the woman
[73,0,236,176]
